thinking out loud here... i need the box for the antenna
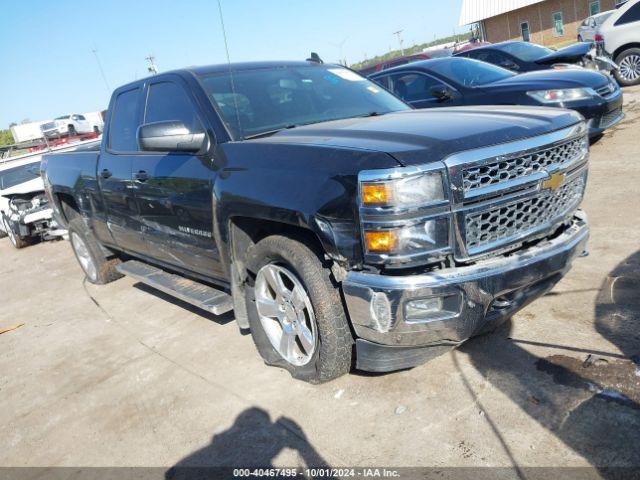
[146,54,158,74]
[91,47,111,93]
[217,0,242,137]
[392,29,405,56]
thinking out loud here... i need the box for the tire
[93,126,100,135]
[577,35,583,42]
[244,235,353,383]
[2,214,29,249]
[614,48,640,86]
[67,217,122,284]
[68,125,77,137]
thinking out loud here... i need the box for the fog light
[404,292,463,324]
[370,292,392,332]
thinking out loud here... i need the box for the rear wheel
[2,214,29,249]
[68,124,77,137]
[93,126,100,135]
[245,235,353,383]
[68,217,122,284]
[615,48,640,86]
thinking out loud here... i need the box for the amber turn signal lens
[365,230,398,252]
[361,183,392,205]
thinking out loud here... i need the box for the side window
[144,82,203,133]
[615,3,640,25]
[109,88,141,152]
[389,73,445,102]
[371,75,390,89]
[76,115,86,120]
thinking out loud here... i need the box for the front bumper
[572,89,624,136]
[342,213,589,372]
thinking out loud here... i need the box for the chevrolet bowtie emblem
[542,172,566,191]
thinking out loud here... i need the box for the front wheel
[2,214,29,249]
[68,217,122,284]
[245,235,353,383]
[615,48,640,86]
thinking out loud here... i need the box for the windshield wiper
[243,124,297,140]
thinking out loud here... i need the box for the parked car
[0,158,59,248]
[43,60,590,383]
[358,53,432,75]
[40,114,101,139]
[578,10,615,42]
[455,41,615,75]
[595,0,640,85]
[371,57,623,138]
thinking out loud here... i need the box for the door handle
[100,169,112,179]
[134,170,149,183]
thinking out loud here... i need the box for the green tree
[0,129,15,146]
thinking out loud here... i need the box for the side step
[116,260,234,315]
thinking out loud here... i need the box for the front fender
[213,142,400,273]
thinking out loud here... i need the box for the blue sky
[0,0,465,129]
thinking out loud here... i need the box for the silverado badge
[542,172,566,191]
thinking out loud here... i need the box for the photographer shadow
[166,407,334,479]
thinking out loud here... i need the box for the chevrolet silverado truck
[42,61,590,383]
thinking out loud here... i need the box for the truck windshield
[0,163,41,190]
[427,58,515,87]
[197,65,410,139]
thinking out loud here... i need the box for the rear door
[132,76,222,278]
[97,86,149,255]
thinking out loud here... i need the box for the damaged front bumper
[342,213,589,372]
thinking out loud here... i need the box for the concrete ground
[1,88,639,475]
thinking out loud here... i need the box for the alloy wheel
[2,217,17,247]
[71,232,97,282]
[254,264,317,366]
[619,54,640,82]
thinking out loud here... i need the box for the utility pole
[392,29,405,56]
[146,54,158,75]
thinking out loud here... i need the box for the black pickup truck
[42,60,590,383]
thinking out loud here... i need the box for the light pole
[393,29,405,56]
[146,55,159,75]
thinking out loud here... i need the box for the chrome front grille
[596,83,616,97]
[462,136,588,194]
[465,175,586,250]
[445,123,589,260]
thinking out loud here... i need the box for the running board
[116,260,233,315]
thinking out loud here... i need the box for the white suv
[40,114,101,139]
[596,0,640,86]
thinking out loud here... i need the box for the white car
[596,0,640,86]
[40,113,101,139]
[577,10,615,42]
[0,156,56,248]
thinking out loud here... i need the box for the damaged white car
[0,158,65,248]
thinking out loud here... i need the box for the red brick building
[460,0,619,46]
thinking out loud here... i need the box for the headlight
[358,166,450,266]
[360,170,445,208]
[363,217,449,256]
[526,88,596,104]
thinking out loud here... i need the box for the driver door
[133,76,224,278]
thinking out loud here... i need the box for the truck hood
[255,106,582,166]
[0,177,45,197]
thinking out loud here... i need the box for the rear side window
[615,3,640,25]
[144,82,203,133]
[109,88,141,152]
[387,73,445,102]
